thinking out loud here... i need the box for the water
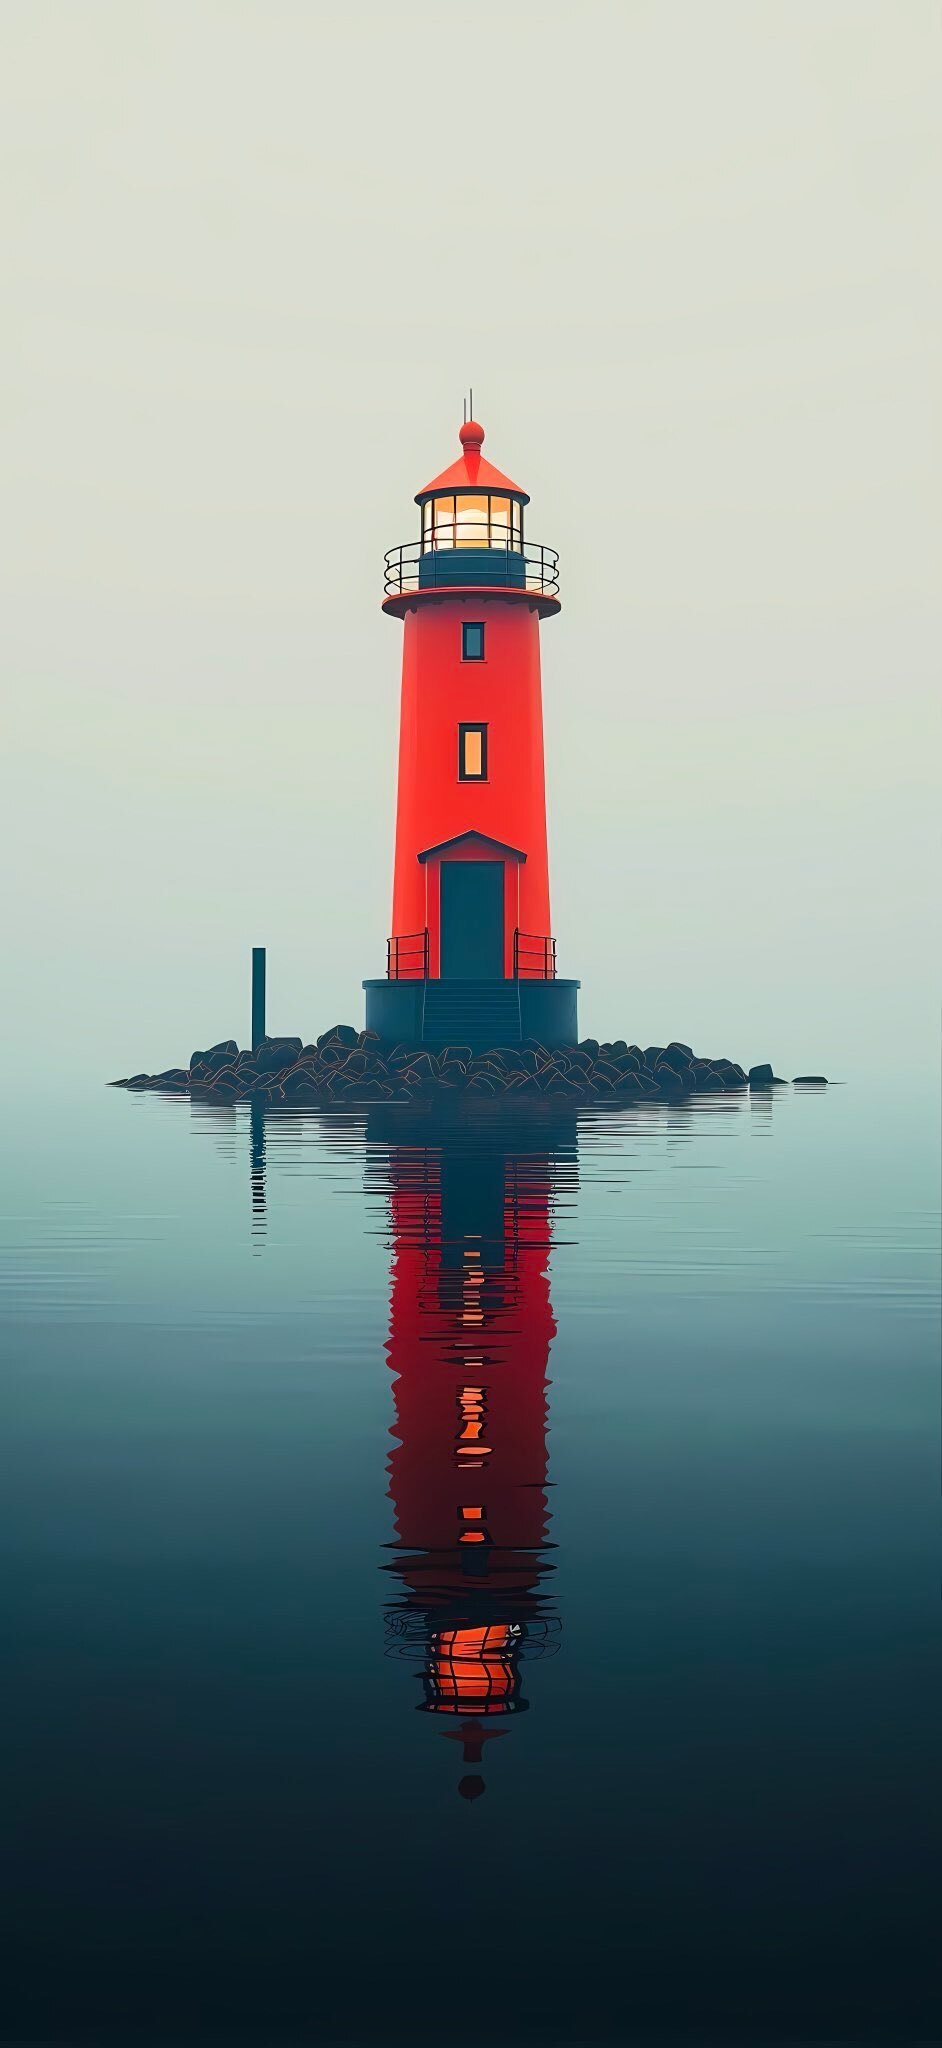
[2,1080,938,2044]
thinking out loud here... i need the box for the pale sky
[2,0,939,1078]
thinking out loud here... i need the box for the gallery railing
[513,931,557,980]
[387,929,429,980]
[384,530,559,600]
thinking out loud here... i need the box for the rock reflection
[372,1109,577,1795]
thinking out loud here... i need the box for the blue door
[440,861,504,978]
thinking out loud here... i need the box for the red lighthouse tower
[364,414,579,1050]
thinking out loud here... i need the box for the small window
[462,621,485,661]
[459,723,487,780]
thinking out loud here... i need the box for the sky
[2,0,939,1080]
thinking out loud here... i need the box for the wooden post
[252,947,266,1049]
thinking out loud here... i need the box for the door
[440,861,504,978]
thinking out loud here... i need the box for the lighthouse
[364,415,579,1051]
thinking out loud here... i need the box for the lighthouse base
[363,978,580,1052]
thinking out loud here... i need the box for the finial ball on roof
[459,419,484,452]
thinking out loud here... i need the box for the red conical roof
[415,420,528,505]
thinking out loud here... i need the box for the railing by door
[387,929,429,980]
[513,930,557,980]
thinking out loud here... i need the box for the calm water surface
[2,1079,939,2044]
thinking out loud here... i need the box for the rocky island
[111,1030,825,1105]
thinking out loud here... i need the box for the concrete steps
[421,979,522,1050]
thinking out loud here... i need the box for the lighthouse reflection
[372,1109,574,1797]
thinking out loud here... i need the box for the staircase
[421,978,522,1051]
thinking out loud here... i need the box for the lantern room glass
[421,493,524,553]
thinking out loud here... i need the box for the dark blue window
[462,621,485,662]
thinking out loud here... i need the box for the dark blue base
[363,978,580,1050]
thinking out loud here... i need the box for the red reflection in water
[381,1123,570,1789]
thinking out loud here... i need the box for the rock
[388,1043,424,1068]
[657,1045,692,1076]
[667,1041,694,1059]
[578,1038,600,1059]
[748,1064,775,1089]
[317,1024,359,1049]
[190,1048,231,1075]
[643,1046,665,1068]
[610,1040,628,1057]
[491,1047,528,1072]
[695,1068,725,1092]
[793,1075,828,1085]
[358,1029,381,1045]
[255,1043,292,1075]
[711,1059,747,1090]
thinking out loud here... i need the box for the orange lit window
[454,494,488,547]
[459,723,487,781]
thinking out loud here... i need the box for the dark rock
[358,1029,381,1046]
[206,1040,239,1059]
[748,1064,775,1089]
[695,1068,726,1092]
[388,1043,425,1069]
[467,1075,497,1095]
[657,1045,692,1076]
[191,1048,233,1075]
[255,1043,293,1075]
[613,1050,641,1073]
[578,1038,600,1059]
[565,1048,594,1073]
[667,1041,693,1059]
[317,1023,359,1049]
[154,1068,189,1085]
[793,1075,828,1085]
[610,1040,628,1057]
[125,1074,150,1088]
[643,1046,665,1067]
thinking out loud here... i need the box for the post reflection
[373,1110,577,1797]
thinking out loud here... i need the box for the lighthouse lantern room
[365,416,579,1051]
